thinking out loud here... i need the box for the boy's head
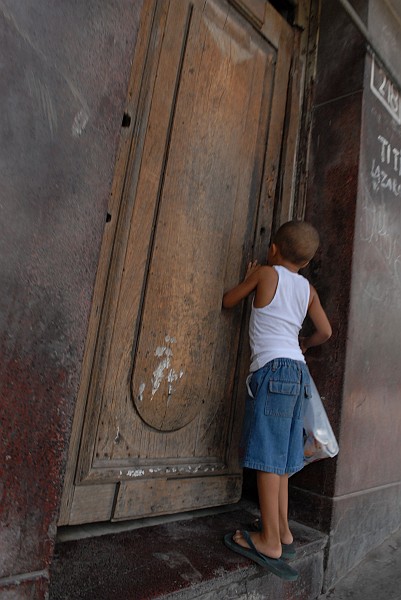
[271,220,319,267]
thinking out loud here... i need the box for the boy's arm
[222,261,260,309]
[301,285,332,353]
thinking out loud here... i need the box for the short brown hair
[273,221,319,266]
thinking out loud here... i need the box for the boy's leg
[250,474,293,544]
[278,474,293,545]
[257,470,282,553]
[234,470,282,559]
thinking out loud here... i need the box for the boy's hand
[222,260,261,309]
[244,260,260,281]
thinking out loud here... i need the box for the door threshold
[50,504,328,600]
[56,499,260,543]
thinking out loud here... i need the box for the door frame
[58,0,319,526]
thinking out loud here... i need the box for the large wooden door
[60,0,295,525]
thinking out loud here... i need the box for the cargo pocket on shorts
[265,380,301,418]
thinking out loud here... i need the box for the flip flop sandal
[251,519,297,560]
[281,542,296,560]
[224,530,299,581]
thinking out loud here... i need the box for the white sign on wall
[370,56,401,125]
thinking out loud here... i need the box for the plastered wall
[0,1,143,595]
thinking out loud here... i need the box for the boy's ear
[270,243,278,256]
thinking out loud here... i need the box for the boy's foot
[250,518,296,559]
[224,531,299,581]
[233,530,281,559]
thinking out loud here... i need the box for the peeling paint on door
[151,336,184,398]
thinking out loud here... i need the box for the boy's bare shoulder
[253,265,278,307]
[257,265,277,280]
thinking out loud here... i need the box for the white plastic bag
[303,376,339,464]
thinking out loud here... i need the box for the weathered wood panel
[64,0,294,523]
[113,476,242,520]
[69,485,116,526]
[86,0,278,482]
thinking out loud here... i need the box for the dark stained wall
[290,0,366,523]
[291,0,401,590]
[0,1,143,595]
[326,0,401,587]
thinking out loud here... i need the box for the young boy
[222,220,332,581]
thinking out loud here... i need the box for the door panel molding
[60,0,298,526]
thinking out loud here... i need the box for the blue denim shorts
[240,358,311,475]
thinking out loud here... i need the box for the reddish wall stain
[292,94,363,502]
[0,0,144,591]
[1,577,49,600]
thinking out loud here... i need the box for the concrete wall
[290,0,401,590]
[0,1,143,596]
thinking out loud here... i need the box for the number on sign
[378,74,399,114]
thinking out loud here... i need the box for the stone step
[49,504,327,600]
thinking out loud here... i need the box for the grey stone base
[289,481,401,592]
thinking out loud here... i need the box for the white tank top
[249,265,310,372]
